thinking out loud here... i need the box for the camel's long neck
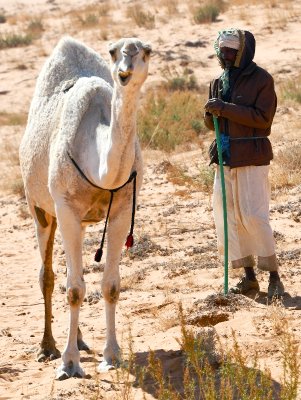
[98,86,140,189]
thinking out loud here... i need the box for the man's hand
[204,98,225,116]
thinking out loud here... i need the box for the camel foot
[37,346,61,362]
[97,358,121,372]
[77,338,90,352]
[97,360,116,372]
[56,361,85,380]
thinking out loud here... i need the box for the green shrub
[138,87,207,152]
[0,33,32,49]
[165,74,199,91]
[193,1,226,24]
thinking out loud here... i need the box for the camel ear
[108,43,118,62]
[142,43,152,61]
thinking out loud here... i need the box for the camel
[19,36,151,380]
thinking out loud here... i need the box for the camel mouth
[118,70,132,86]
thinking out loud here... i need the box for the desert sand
[0,0,301,399]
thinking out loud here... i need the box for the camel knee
[67,285,85,306]
[102,281,120,304]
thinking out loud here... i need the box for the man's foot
[229,276,260,295]
[268,279,284,300]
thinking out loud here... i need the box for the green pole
[213,116,228,294]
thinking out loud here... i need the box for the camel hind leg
[33,206,61,362]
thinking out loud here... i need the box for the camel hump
[34,36,113,98]
[58,76,112,144]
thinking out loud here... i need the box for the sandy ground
[0,0,301,399]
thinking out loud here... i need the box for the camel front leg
[34,208,61,362]
[98,210,131,372]
[54,204,86,380]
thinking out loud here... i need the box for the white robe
[213,165,278,271]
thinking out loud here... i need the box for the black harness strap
[67,151,137,262]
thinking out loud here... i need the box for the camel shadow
[130,348,282,399]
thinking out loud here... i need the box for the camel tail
[34,36,113,98]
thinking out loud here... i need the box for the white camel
[19,36,151,380]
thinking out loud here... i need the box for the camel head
[109,38,152,88]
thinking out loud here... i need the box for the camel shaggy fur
[19,36,151,379]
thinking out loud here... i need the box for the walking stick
[213,116,229,294]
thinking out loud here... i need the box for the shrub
[281,76,301,104]
[26,18,44,39]
[163,0,179,15]
[193,4,219,23]
[0,13,6,23]
[126,4,155,29]
[78,13,99,27]
[11,177,25,198]
[0,33,32,49]
[165,74,199,91]
[193,1,225,24]
[138,86,207,152]
[271,143,301,192]
[113,303,300,399]
[0,111,28,126]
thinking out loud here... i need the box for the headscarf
[218,32,240,50]
[213,29,256,98]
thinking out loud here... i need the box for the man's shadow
[251,291,301,308]
[130,348,282,399]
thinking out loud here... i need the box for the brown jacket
[204,30,277,168]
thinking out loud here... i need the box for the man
[204,28,284,299]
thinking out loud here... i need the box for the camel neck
[97,86,140,189]
[111,88,140,136]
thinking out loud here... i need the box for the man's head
[218,31,240,68]
[214,29,256,70]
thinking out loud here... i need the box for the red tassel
[125,234,134,249]
[94,248,103,262]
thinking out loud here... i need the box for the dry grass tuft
[0,13,7,23]
[271,143,301,194]
[157,160,214,194]
[0,32,32,49]
[266,301,300,399]
[280,74,301,104]
[105,303,300,399]
[138,84,207,152]
[18,203,31,219]
[126,4,155,29]
[162,0,179,15]
[68,3,112,31]
[192,0,226,24]
[0,135,25,197]
[0,111,28,126]
[26,17,44,39]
